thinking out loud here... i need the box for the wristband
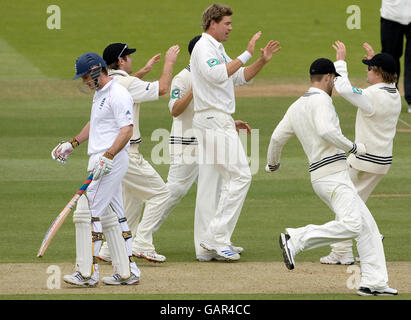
[69,138,80,148]
[237,50,252,65]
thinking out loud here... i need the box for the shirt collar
[108,69,128,77]
[202,32,224,50]
[97,77,115,92]
[308,87,332,101]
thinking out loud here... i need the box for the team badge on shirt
[171,89,181,99]
[207,58,220,67]
[352,86,363,94]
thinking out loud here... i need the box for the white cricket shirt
[267,87,355,181]
[334,60,401,174]
[108,69,159,151]
[380,0,411,25]
[190,32,248,114]
[88,78,134,156]
[168,65,197,156]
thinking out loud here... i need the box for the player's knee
[343,217,362,236]
[73,194,91,224]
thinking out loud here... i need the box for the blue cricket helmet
[73,52,107,79]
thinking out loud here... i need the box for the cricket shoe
[196,253,226,262]
[96,245,112,263]
[134,250,166,263]
[320,252,355,265]
[230,244,244,254]
[63,272,98,287]
[200,242,240,261]
[102,273,140,286]
[357,286,398,296]
[279,233,295,270]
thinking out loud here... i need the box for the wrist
[103,151,115,160]
[237,50,252,65]
[69,138,80,148]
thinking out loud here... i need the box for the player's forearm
[243,57,266,82]
[158,61,174,96]
[226,59,244,77]
[334,61,373,114]
[106,125,133,156]
[171,90,193,117]
[132,67,150,79]
[74,121,90,145]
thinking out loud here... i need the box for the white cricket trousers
[86,150,139,276]
[330,166,385,255]
[152,154,199,233]
[286,170,389,289]
[193,109,251,248]
[122,150,170,252]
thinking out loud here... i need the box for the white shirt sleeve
[194,42,228,84]
[312,95,354,152]
[334,60,373,114]
[168,75,186,112]
[127,77,159,103]
[267,111,295,165]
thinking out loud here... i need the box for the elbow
[170,109,180,117]
[158,86,168,96]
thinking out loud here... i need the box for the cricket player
[319,41,401,265]
[268,57,398,296]
[52,52,140,286]
[152,35,252,261]
[96,42,180,263]
[191,4,281,261]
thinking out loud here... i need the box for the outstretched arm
[332,41,373,114]
[132,53,161,79]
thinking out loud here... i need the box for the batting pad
[101,206,131,280]
[73,194,93,278]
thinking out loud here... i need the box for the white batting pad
[101,206,130,280]
[73,194,93,278]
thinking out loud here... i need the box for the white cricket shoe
[102,273,140,285]
[408,104,411,113]
[63,272,98,287]
[357,286,398,296]
[200,241,240,261]
[134,250,166,263]
[196,253,226,262]
[230,244,244,254]
[320,251,354,265]
[97,244,112,263]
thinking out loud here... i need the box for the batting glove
[349,142,366,156]
[93,152,114,181]
[51,138,79,164]
[265,163,281,173]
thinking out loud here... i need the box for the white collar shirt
[190,32,248,114]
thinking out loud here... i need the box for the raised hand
[165,45,180,64]
[260,40,281,63]
[363,42,375,60]
[247,31,262,56]
[332,41,346,61]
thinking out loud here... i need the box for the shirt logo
[352,86,362,95]
[99,98,106,109]
[126,110,132,122]
[171,89,180,99]
[146,83,150,90]
[207,58,220,67]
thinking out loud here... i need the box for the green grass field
[1,0,411,302]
